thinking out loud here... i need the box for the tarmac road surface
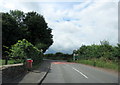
[42,60,118,83]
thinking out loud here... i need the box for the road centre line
[65,64,88,79]
[72,67,88,79]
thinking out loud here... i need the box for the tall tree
[2,13,19,49]
[9,10,27,39]
[10,10,25,27]
[2,10,53,56]
[24,11,53,52]
[2,13,20,64]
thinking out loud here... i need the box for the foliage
[9,39,42,64]
[74,41,119,62]
[9,10,27,39]
[2,13,20,56]
[24,11,53,52]
[1,59,22,65]
[2,10,53,57]
[10,10,25,26]
[2,10,53,65]
[44,52,72,60]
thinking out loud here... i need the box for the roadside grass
[75,59,118,71]
[1,59,24,65]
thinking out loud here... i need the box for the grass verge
[75,59,118,71]
[1,59,24,65]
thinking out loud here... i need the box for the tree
[74,41,119,62]
[2,13,19,47]
[99,41,114,60]
[2,13,20,58]
[2,10,53,57]
[2,10,53,65]
[117,44,120,57]
[10,10,25,27]
[24,11,53,52]
[2,12,22,64]
[113,44,120,60]
[77,45,88,59]
[9,39,42,65]
[9,10,29,40]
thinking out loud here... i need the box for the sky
[0,0,119,54]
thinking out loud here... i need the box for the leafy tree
[10,10,25,27]
[2,10,53,58]
[2,12,20,60]
[113,44,120,60]
[74,41,119,62]
[9,10,27,39]
[24,11,53,52]
[44,52,72,60]
[2,13,19,47]
[55,52,63,56]
[77,45,87,59]
[9,39,42,64]
[99,43,114,60]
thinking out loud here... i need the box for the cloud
[42,1,118,53]
[0,0,118,54]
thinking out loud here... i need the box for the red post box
[26,59,33,69]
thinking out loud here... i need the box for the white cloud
[0,0,118,53]
[43,1,118,53]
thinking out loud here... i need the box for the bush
[9,39,42,65]
[67,59,73,62]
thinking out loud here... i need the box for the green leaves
[75,41,119,61]
[2,10,53,65]
[2,12,19,47]
[24,11,53,52]
[9,39,42,64]
[3,10,53,58]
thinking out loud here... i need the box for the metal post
[73,54,75,61]
[73,49,77,61]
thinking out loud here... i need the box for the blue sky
[0,0,118,54]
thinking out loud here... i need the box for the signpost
[73,54,75,61]
[73,49,78,61]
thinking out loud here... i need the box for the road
[42,60,118,83]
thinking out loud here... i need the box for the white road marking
[65,64,88,79]
[72,67,88,79]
